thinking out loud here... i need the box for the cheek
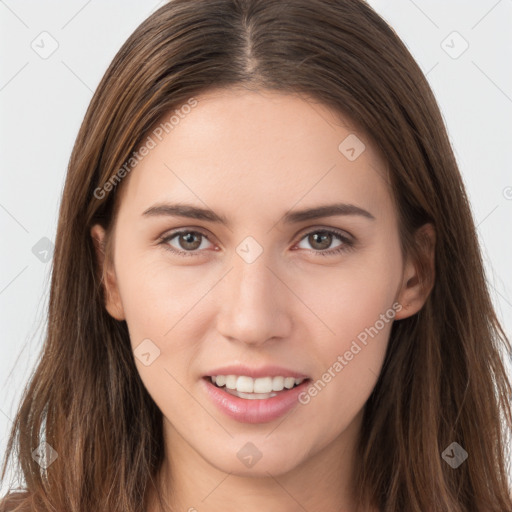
[300,241,402,343]
[114,243,210,341]
[302,267,396,390]
[113,246,222,416]
[294,239,402,418]
[113,249,212,421]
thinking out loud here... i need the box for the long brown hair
[1,1,511,511]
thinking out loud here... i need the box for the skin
[91,87,435,512]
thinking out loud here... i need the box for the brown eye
[177,232,202,251]
[161,230,214,256]
[296,229,354,256]
[308,231,334,250]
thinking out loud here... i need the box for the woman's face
[92,88,425,478]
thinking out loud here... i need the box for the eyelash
[158,228,355,258]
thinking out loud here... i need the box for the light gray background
[1,0,511,494]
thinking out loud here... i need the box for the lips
[202,365,311,423]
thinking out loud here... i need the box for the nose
[215,252,292,347]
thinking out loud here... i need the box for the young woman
[1,1,511,511]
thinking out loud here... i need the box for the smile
[202,375,311,423]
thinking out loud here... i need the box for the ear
[90,224,125,321]
[394,223,436,320]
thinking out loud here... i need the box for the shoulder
[0,491,32,512]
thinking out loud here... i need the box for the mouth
[205,375,309,399]
[201,366,312,423]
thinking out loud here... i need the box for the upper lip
[205,364,310,379]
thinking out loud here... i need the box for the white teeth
[225,388,278,400]
[236,376,254,393]
[284,377,295,389]
[210,375,306,393]
[215,375,226,387]
[225,375,237,389]
[253,376,272,394]
[272,376,284,391]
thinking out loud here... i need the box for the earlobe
[90,224,126,321]
[394,223,436,320]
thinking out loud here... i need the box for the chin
[202,442,305,477]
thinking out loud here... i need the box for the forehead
[116,88,393,224]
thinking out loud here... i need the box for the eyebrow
[142,202,375,227]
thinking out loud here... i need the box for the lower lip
[202,377,310,424]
